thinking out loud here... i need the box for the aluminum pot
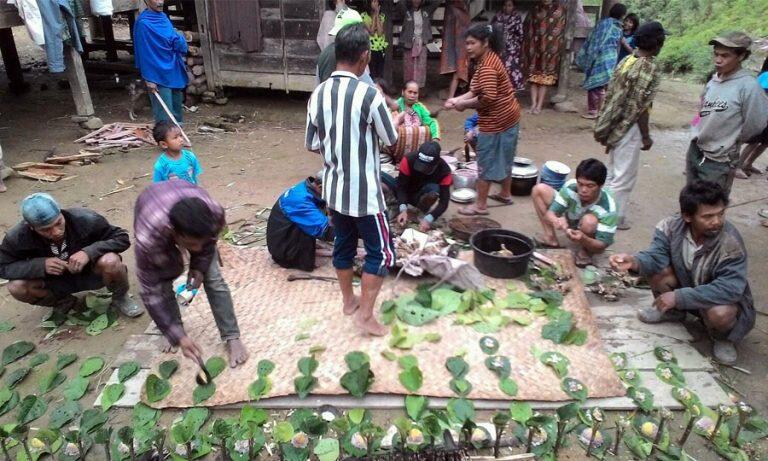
[453,168,477,189]
[510,162,539,196]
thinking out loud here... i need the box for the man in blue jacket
[610,181,755,364]
[133,0,188,123]
[267,176,334,272]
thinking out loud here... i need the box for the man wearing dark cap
[394,141,453,232]
[594,21,667,230]
[686,31,768,197]
[0,193,142,317]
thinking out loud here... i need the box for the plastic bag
[90,0,113,16]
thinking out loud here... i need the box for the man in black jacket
[0,193,142,317]
[394,141,453,232]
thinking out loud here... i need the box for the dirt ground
[1,26,767,459]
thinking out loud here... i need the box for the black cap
[412,141,442,175]
[635,21,668,41]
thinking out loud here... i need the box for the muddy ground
[1,26,767,460]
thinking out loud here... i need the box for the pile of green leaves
[340,352,374,398]
[388,323,441,350]
[39,292,119,339]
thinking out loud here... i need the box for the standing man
[306,23,402,336]
[594,21,666,230]
[0,193,142,317]
[134,181,248,368]
[133,0,188,123]
[610,181,755,364]
[686,31,768,197]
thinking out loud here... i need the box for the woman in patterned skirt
[492,0,525,91]
[523,0,567,114]
[440,0,470,98]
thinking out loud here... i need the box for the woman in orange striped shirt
[445,23,522,215]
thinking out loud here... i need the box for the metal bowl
[453,169,478,189]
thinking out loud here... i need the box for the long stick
[152,91,192,146]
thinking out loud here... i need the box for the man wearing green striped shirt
[532,158,619,266]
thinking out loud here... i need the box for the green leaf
[205,356,227,379]
[159,359,179,379]
[618,368,641,387]
[79,356,105,377]
[86,314,110,336]
[193,382,216,404]
[655,362,686,386]
[654,346,677,363]
[397,354,418,370]
[627,386,655,412]
[431,288,463,314]
[414,284,432,307]
[16,395,47,425]
[2,341,35,365]
[295,333,310,341]
[510,402,533,424]
[5,367,29,388]
[0,389,19,417]
[297,357,319,376]
[540,351,570,378]
[309,345,327,355]
[101,383,125,411]
[423,332,442,342]
[313,438,340,461]
[340,364,374,398]
[556,402,580,422]
[55,353,78,371]
[133,402,160,429]
[49,400,82,429]
[561,377,588,402]
[449,378,472,396]
[563,328,588,345]
[117,361,140,383]
[348,408,366,425]
[39,370,66,394]
[0,386,12,408]
[608,352,628,370]
[144,373,171,403]
[541,310,574,344]
[28,352,49,368]
[248,377,272,400]
[257,359,276,377]
[485,356,511,379]
[447,398,475,423]
[499,377,518,396]
[344,351,370,370]
[183,407,210,433]
[274,421,294,443]
[395,301,441,326]
[380,350,397,361]
[478,336,500,354]
[405,395,428,420]
[293,375,317,399]
[0,321,14,332]
[445,356,469,379]
[62,376,90,401]
[398,366,423,393]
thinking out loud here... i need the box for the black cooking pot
[470,229,533,279]
[510,161,539,196]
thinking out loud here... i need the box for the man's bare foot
[360,316,388,337]
[161,337,179,353]
[343,295,360,315]
[226,338,249,368]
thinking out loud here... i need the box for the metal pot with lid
[510,157,539,196]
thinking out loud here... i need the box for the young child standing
[152,120,202,184]
[397,81,440,140]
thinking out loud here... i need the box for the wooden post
[0,27,28,94]
[99,15,119,61]
[551,0,578,104]
[382,0,394,83]
[64,46,95,116]
[600,0,615,18]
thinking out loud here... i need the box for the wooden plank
[604,339,714,371]
[219,53,285,73]
[282,0,318,19]
[114,334,167,365]
[261,18,318,40]
[596,316,694,342]
[218,69,316,91]
[0,5,24,28]
[64,45,95,116]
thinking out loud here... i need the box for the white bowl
[451,188,477,203]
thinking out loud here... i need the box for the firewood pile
[74,123,156,150]
[183,31,228,105]
[12,151,102,182]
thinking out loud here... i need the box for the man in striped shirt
[305,23,402,336]
[532,158,619,267]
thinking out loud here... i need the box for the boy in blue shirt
[152,120,202,184]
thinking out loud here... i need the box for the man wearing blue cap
[0,193,142,317]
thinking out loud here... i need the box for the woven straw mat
[141,246,624,408]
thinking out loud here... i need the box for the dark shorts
[44,269,104,297]
[476,123,519,181]
[331,210,396,277]
[685,141,735,197]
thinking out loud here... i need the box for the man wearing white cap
[0,193,142,317]
[317,8,376,85]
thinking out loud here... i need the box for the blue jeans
[150,86,184,124]
[331,211,395,277]
[477,123,520,182]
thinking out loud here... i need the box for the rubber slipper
[758,209,768,219]
[489,194,514,205]
[533,235,563,249]
[458,206,490,216]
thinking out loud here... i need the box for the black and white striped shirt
[306,71,398,217]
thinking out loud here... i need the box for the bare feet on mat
[355,313,388,336]
[343,295,360,315]
[226,338,249,367]
[161,337,179,354]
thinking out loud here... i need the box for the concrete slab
[596,316,694,342]
[114,334,167,366]
[603,339,713,371]
[94,368,151,408]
